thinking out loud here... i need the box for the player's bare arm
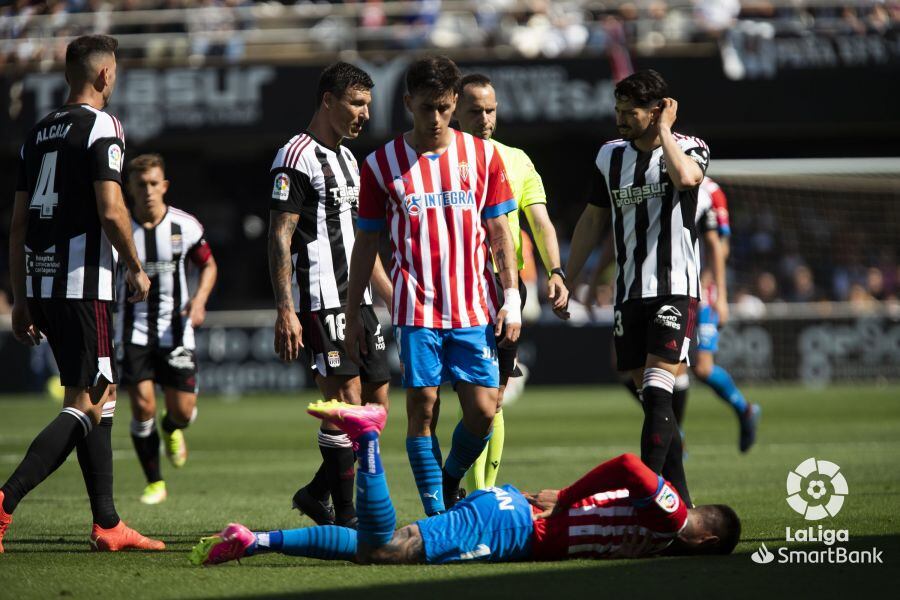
[561,204,611,318]
[370,252,393,307]
[95,180,149,303]
[485,213,521,347]
[344,229,380,364]
[523,203,568,311]
[524,488,561,519]
[182,254,217,328]
[268,210,303,361]
[8,190,40,346]
[704,229,729,326]
[359,524,426,565]
[657,98,703,190]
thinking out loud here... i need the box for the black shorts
[299,304,390,383]
[28,298,117,388]
[494,276,528,378]
[613,296,698,372]
[119,343,199,393]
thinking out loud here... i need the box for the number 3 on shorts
[614,310,624,337]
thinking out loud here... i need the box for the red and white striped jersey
[531,454,688,560]
[357,130,515,329]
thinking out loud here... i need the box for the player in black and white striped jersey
[268,62,393,528]
[116,153,218,505]
[564,70,709,510]
[2,35,162,553]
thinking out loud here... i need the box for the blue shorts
[416,485,534,564]
[395,325,499,388]
[697,305,719,353]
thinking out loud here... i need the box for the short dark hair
[65,35,118,84]
[614,69,668,108]
[316,62,374,107]
[406,56,461,98]
[693,504,742,555]
[459,73,492,92]
[128,153,166,177]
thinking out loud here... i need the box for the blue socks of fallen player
[355,431,395,547]
[705,365,748,415]
[443,421,492,481]
[253,527,357,561]
[407,436,445,515]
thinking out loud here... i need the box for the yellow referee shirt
[491,139,547,271]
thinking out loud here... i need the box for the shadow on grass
[210,535,898,600]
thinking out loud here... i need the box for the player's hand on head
[274,309,303,362]
[657,98,678,130]
[344,310,367,365]
[11,302,41,346]
[609,526,656,559]
[126,268,151,303]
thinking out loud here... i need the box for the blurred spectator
[788,265,820,303]
[755,271,782,303]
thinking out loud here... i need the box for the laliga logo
[786,458,848,521]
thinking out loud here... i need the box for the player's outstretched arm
[524,203,568,311]
[657,98,704,190]
[268,210,303,361]
[556,453,658,508]
[95,180,149,303]
[345,229,380,364]
[486,213,521,347]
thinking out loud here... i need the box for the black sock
[640,382,676,473]
[662,427,692,508]
[305,463,330,501]
[624,379,642,404]
[672,387,688,427]
[161,413,186,434]
[319,430,355,522]
[76,417,120,529]
[130,419,162,484]
[1,409,90,514]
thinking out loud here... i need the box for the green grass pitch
[1,384,897,599]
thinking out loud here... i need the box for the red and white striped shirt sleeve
[358,157,387,231]
[481,148,516,220]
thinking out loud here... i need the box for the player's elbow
[672,171,703,190]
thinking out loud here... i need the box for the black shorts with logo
[119,343,199,393]
[494,276,528,378]
[28,298,117,388]
[299,304,390,383]
[613,295,698,372]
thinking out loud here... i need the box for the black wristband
[549,267,566,281]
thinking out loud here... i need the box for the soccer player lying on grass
[191,402,740,565]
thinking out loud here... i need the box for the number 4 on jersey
[29,151,59,219]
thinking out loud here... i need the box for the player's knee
[693,362,712,380]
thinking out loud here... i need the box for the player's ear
[403,94,412,113]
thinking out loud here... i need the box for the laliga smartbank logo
[750,458,883,565]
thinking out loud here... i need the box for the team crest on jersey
[405,194,421,217]
[170,233,183,254]
[327,351,341,368]
[658,156,667,174]
[655,483,680,513]
[458,161,470,182]
[108,144,122,172]
[272,173,290,201]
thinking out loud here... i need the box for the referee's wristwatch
[549,267,566,282]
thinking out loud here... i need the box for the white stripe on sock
[318,430,352,448]
[643,367,676,394]
[61,407,92,436]
[130,418,156,438]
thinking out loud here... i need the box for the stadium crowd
[1,0,897,66]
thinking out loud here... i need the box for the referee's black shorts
[28,298,117,388]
